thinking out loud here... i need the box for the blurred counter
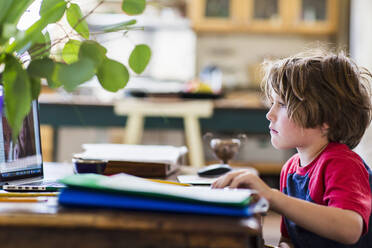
[38,90,266,109]
[38,91,269,161]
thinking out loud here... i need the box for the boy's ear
[321,123,330,135]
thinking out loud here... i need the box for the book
[58,173,269,216]
[104,160,173,177]
[74,144,187,177]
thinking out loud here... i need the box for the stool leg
[184,116,205,168]
[125,114,144,144]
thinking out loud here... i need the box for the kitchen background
[37,0,372,171]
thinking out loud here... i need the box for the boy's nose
[266,107,274,121]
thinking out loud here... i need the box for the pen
[0,192,59,197]
[0,197,48,203]
[146,179,191,187]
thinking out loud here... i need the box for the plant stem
[73,0,104,30]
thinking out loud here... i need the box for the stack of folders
[58,173,269,217]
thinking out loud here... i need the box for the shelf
[188,0,338,34]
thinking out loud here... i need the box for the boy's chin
[271,141,293,150]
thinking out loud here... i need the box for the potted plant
[0,0,151,141]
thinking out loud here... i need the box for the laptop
[0,86,64,190]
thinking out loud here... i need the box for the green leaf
[27,57,54,78]
[43,61,61,88]
[129,44,151,74]
[40,0,66,23]
[97,57,129,92]
[0,0,13,24]
[29,31,51,59]
[31,30,51,47]
[66,3,89,39]
[2,24,18,39]
[3,54,32,142]
[41,31,51,57]
[122,0,146,15]
[1,0,34,25]
[1,24,25,45]
[52,58,95,92]
[5,0,67,53]
[27,58,60,88]
[30,77,41,100]
[62,39,81,64]
[45,31,51,45]
[32,30,45,44]
[78,40,107,68]
[46,78,62,88]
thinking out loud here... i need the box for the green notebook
[59,173,256,207]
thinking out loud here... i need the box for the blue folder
[59,188,265,217]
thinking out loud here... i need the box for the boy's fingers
[212,174,232,188]
[229,172,254,188]
[228,175,245,189]
[212,170,244,188]
[211,176,224,188]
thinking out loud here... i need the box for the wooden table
[0,163,264,248]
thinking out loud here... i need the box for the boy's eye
[278,102,286,108]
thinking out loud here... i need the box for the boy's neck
[298,141,329,167]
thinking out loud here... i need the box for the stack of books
[58,173,269,217]
[74,144,187,177]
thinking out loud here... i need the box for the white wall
[350,0,372,166]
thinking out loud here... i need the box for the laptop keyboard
[22,181,65,187]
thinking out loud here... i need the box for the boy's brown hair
[262,50,372,149]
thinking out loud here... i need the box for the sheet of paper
[75,144,187,166]
[95,173,254,205]
[177,175,219,186]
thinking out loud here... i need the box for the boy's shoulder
[281,153,300,174]
[317,142,366,173]
[321,142,361,162]
[281,142,364,175]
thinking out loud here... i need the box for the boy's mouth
[269,127,278,134]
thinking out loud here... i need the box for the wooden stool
[114,99,214,168]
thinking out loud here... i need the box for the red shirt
[280,142,371,246]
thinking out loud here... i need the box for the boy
[212,51,372,248]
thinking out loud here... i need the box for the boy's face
[266,93,324,150]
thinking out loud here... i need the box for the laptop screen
[0,86,43,185]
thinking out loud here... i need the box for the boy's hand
[278,243,292,248]
[211,169,275,202]
[278,236,294,248]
